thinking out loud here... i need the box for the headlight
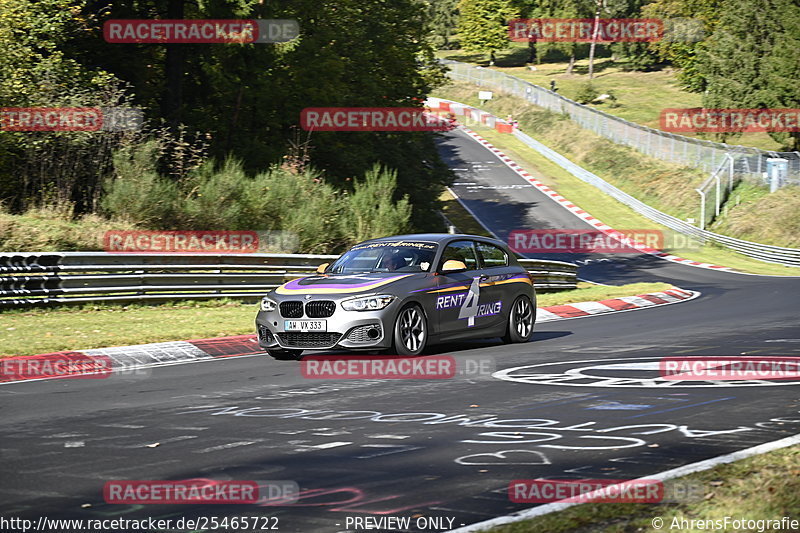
[341,294,396,311]
[260,297,277,312]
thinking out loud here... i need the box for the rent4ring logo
[300,108,453,132]
[104,19,299,43]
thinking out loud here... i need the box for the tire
[266,348,303,361]
[502,295,535,344]
[392,304,427,356]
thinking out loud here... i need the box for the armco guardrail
[511,127,800,267]
[442,59,800,187]
[432,96,800,268]
[0,252,577,308]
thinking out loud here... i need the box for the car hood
[274,272,426,296]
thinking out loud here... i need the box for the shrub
[575,82,599,104]
[100,141,181,228]
[338,165,411,244]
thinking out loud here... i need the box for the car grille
[305,300,336,318]
[346,324,382,343]
[277,332,342,348]
[279,301,303,318]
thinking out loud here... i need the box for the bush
[575,82,599,104]
[338,165,411,244]
[100,146,413,253]
[100,141,182,228]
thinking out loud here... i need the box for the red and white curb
[428,97,733,272]
[2,289,698,383]
[0,334,263,384]
[537,287,698,322]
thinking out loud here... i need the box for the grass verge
[430,90,799,276]
[487,443,800,533]
[1,282,672,357]
[440,189,494,237]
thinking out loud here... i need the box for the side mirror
[440,259,467,274]
[316,262,329,274]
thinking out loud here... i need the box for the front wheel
[502,295,535,343]
[266,348,303,361]
[392,304,427,356]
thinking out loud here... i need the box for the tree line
[0,0,450,243]
[1,0,797,243]
[446,0,799,149]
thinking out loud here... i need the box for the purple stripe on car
[281,275,409,291]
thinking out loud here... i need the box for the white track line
[448,432,800,532]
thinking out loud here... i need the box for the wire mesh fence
[441,59,800,189]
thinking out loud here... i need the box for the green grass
[711,182,800,248]
[536,282,672,307]
[438,45,788,151]
[1,282,672,357]
[430,90,799,276]
[487,443,800,533]
[0,204,138,251]
[440,189,494,237]
[0,299,259,357]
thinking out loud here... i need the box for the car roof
[356,233,509,248]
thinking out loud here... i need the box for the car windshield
[328,241,439,274]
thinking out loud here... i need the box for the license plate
[284,320,326,332]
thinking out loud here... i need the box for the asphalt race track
[2,128,799,533]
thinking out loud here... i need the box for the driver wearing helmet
[383,252,406,271]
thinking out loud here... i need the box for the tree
[0,0,126,210]
[604,0,660,72]
[643,0,723,91]
[509,0,539,64]
[696,0,800,148]
[428,0,461,49]
[534,0,594,74]
[457,0,519,65]
[763,0,800,150]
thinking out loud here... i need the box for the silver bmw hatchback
[255,234,535,360]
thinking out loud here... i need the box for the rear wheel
[502,295,534,343]
[392,304,427,356]
[266,348,303,361]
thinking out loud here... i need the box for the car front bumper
[255,304,397,352]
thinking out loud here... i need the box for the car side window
[440,240,479,271]
[476,242,508,268]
